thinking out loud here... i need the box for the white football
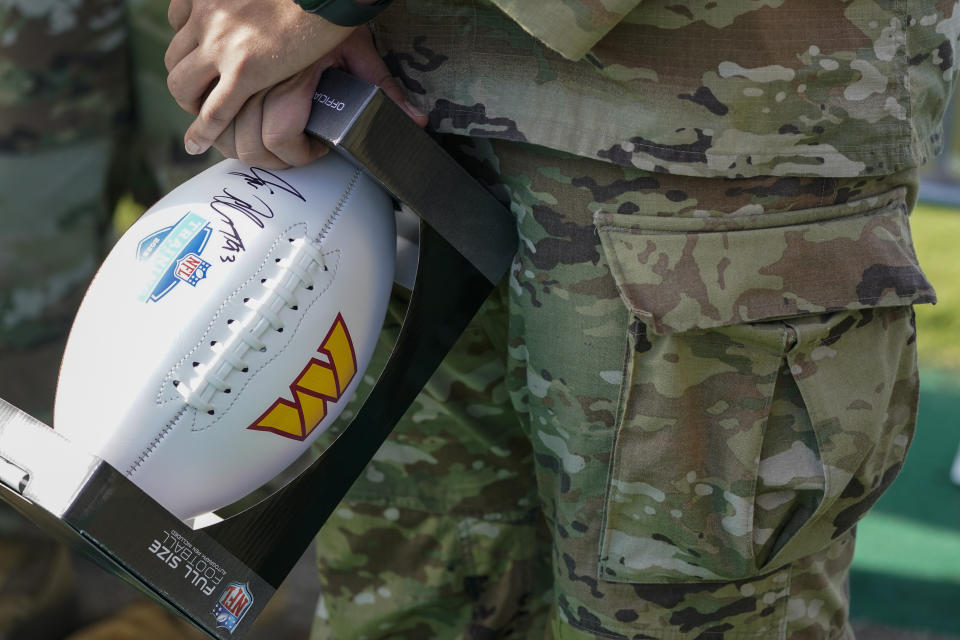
[54,153,396,521]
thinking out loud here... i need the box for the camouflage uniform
[0,1,214,416]
[0,1,214,637]
[310,1,954,638]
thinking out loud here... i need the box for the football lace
[174,237,328,414]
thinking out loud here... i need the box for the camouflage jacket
[374,0,960,178]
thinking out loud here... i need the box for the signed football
[54,153,396,521]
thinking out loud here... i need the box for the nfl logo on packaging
[213,582,254,633]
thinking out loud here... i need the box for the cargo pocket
[595,187,935,584]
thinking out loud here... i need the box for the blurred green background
[847,202,960,636]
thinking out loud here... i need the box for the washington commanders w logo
[247,313,357,441]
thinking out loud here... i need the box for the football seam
[315,167,362,244]
[126,406,188,477]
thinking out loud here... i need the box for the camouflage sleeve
[486,0,641,60]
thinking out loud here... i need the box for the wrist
[293,0,392,26]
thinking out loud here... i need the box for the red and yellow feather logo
[247,313,357,441]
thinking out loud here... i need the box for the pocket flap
[595,188,935,335]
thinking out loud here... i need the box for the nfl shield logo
[213,582,253,633]
[174,252,210,286]
[135,212,213,302]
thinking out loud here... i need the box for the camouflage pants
[310,138,930,639]
[0,0,215,419]
[0,4,934,637]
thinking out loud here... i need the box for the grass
[911,203,960,372]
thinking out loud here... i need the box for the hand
[212,27,428,169]
[165,0,356,156]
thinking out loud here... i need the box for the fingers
[378,75,428,128]
[183,70,248,155]
[234,90,287,169]
[163,0,359,158]
[164,25,196,73]
[340,29,428,128]
[212,121,236,160]
[165,6,208,116]
[166,49,218,115]
[259,65,330,167]
[357,55,422,121]
[169,20,420,164]
[167,0,192,31]
[215,73,328,170]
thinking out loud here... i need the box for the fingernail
[404,100,426,119]
[185,139,205,155]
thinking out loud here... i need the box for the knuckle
[166,70,181,96]
[163,50,174,72]
[166,76,195,114]
[236,148,262,166]
[202,103,230,127]
[261,129,294,152]
[228,56,253,79]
